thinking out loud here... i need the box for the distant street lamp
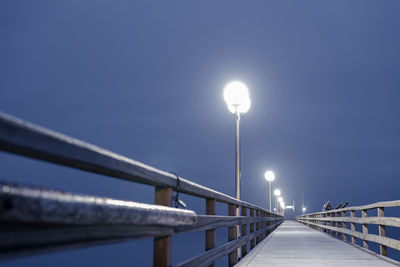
[264,170,275,212]
[223,81,251,201]
[274,189,281,213]
[302,207,306,214]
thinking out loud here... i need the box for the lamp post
[223,81,251,201]
[224,81,251,262]
[274,189,281,214]
[302,207,306,214]
[264,170,275,212]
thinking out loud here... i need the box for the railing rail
[0,112,284,266]
[296,201,400,259]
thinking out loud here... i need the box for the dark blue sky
[1,1,400,266]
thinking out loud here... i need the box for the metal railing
[296,201,400,259]
[0,112,284,267]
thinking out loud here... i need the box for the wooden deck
[236,220,399,267]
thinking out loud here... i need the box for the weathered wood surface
[228,204,237,266]
[153,186,173,267]
[178,221,282,267]
[378,207,387,256]
[236,221,398,267]
[205,198,216,267]
[0,112,278,214]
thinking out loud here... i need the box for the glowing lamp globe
[278,196,283,203]
[274,189,281,197]
[223,81,251,114]
[264,170,275,182]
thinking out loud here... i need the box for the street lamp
[302,207,306,214]
[264,170,275,212]
[224,81,250,260]
[274,189,281,213]
[223,81,251,201]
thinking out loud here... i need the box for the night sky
[1,1,400,266]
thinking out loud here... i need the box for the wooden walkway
[236,220,399,267]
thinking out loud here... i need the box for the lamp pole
[268,180,271,211]
[235,108,241,200]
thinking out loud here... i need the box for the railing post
[256,210,260,244]
[342,211,347,241]
[228,204,237,267]
[153,187,172,267]
[378,207,387,256]
[330,213,334,236]
[350,210,356,244]
[335,212,340,238]
[362,209,368,249]
[241,206,248,257]
[206,198,216,267]
[250,209,255,249]
[261,211,265,239]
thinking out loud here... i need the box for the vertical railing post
[250,209,255,250]
[350,210,356,244]
[378,207,387,256]
[256,210,260,244]
[153,187,172,267]
[261,211,265,239]
[362,209,368,249]
[330,213,334,236]
[334,212,338,238]
[206,198,216,267]
[337,211,341,239]
[342,211,347,241]
[228,204,237,267]
[241,206,248,257]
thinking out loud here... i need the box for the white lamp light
[223,81,251,114]
[264,170,275,182]
[274,189,281,197]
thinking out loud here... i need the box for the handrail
[296,200,400,260]
[0,111,271,213]
[303,200,400,215]
[0,111,284,266]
